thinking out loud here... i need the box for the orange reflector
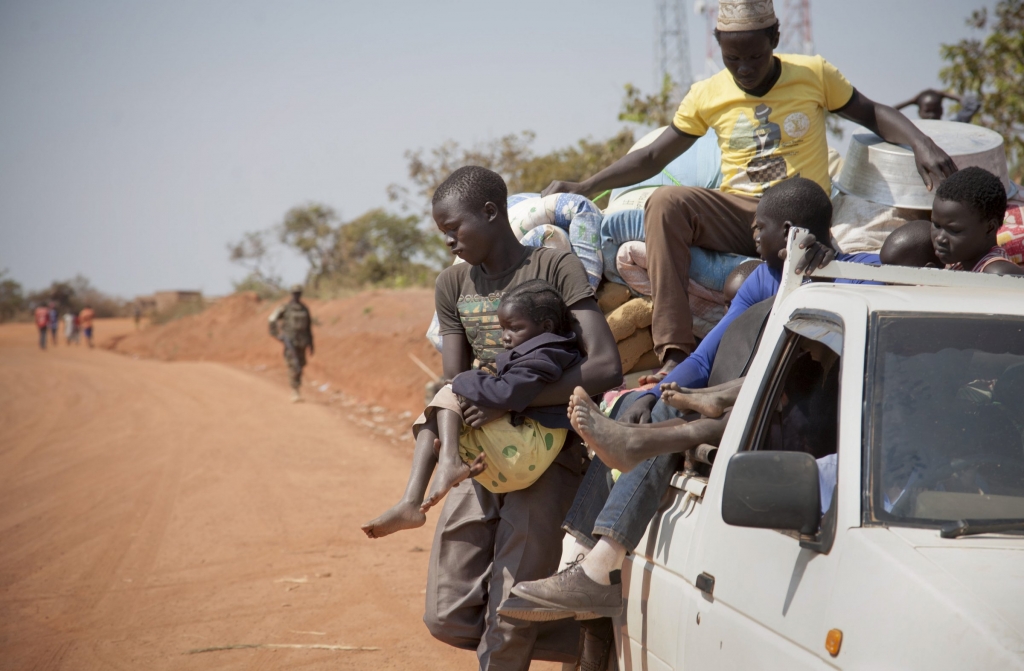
[825,629,843,657]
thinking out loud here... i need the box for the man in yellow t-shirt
[542,0,955,384]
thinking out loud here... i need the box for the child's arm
[526,297,623,407]
[452,357,566,413]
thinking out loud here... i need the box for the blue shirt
[643,253,881,398]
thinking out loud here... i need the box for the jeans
[562,392,687,551]
[38,326,47,350]
[600,209,752,291]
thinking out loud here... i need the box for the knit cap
[717,0,778,31]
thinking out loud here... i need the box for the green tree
[619,74,678,128]
[390,129,635,212]
[940,0,1024,180]
[338,209,448,287]
[26,275,124,317]
[277,204,343,287]
[227,230,283,297]
[0,269,26,322]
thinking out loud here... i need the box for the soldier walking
[268,284,314,402]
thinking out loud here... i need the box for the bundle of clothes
[426,126,1024,374]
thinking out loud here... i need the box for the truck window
[747,338,841,457]
[744,314,844,517]
[867,314,1024,527]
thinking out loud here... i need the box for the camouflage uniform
[269,289,313,392]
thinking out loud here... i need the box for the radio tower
[655,0,694,100]
[694,0,814,79]
[693,0,721,79]
[777,0,814,55]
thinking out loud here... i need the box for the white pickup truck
[614,230,1024,670]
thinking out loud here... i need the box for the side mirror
[722,452,821,535]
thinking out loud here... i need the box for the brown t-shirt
[435,247,594,371]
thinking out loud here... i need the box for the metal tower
[693,0,721,79]
[655,0,694,100]
[777,0,814,55]
[694,0,814,80]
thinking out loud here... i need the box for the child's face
[432,197,498,267]
[930,197,998,267]
[719,30,777,92]
[497,303,551,350]
[752,210,788,270]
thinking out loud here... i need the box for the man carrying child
[362,166,621,669]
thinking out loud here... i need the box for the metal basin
[836,119,1017,209]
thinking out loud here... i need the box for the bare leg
[569,387,727,472]
[568,390,686,430]
[361,417,440,539]
[420,409,485,513]
[660,377,745,418]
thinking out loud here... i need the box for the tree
[277,204,343,287]
[940,0,1024,180]
[0,269,26,322]
[338,209,448,287]
[227,230,283,297]
[619,74,678,128]
[389,129,635,213]
[25,275,125,317]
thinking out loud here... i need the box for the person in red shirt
[79,305,96,348]
[34,305,50,350]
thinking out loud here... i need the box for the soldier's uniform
[269,285,314,401]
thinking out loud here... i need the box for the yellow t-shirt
[672,53,854,197]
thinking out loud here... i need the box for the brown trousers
[644,186,759,358]
[424,439,584,670]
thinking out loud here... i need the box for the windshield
[867,313,1024,528]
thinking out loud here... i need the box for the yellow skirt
[458,416,567,494]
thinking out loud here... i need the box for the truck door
[684,306,866,669]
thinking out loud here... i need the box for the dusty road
[0,320,550,670]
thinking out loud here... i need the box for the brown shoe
[580,618,616,671]
[498,595,599,622]
[511,557,622,618]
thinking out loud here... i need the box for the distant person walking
[63,312,76,345]
[48,303,59,346]
[34,304,50,350]
[268,285,314,402]
[133,304,142,330]
[79,305,95,348]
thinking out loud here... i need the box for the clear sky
[0,0,997,297]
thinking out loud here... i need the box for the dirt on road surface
[0,320,563,670]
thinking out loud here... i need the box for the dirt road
[0,320,548,670]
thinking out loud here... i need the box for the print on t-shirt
[672,54,854,197]
[456,291,505,372]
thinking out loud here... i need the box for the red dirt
[105,290,444,417]
[0,319,563,670]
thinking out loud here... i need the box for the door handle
[696,572,715,598]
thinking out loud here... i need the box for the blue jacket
[644,253,881,397]
[451,332,582,431]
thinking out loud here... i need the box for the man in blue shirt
[507,177,880,621]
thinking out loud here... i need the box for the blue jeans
[600,209,752,291]
[562,392,687,551]
[38,326,47,350]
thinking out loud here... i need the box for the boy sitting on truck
[507,177,878,623]
[882,167,1024,275]
[361,166,622,669]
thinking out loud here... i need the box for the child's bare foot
[361,501,426,539]
[420,454,486,513]
[569,387,647,472]
[660,383,730,418]
[636,349,686,386]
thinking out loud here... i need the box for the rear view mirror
[722,452,821,535]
